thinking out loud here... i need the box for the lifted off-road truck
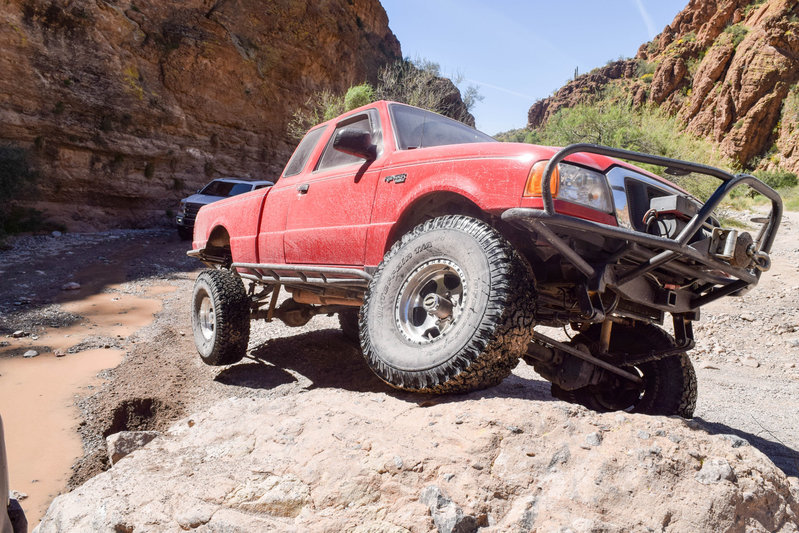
[188,101,782,418]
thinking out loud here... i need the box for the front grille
[184,203,202,222]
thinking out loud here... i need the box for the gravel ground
[1,211,797,497]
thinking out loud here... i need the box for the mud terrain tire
[552,323,697,417]
[361,215,536,393]
[191,269,250,366]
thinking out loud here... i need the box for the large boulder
[36,389,799,532]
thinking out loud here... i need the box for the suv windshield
[390,103,496,150]
[200,181,253,197]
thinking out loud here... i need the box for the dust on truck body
[188,100,782,418]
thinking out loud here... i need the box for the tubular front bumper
[502,143,783,312]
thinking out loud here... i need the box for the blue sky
[380,1,688,134]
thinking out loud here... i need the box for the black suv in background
[176,178,274,240]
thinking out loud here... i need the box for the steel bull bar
[502,143,783,310]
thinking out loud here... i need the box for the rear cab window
[389,103,495,150]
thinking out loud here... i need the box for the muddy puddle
[0,283,175,526]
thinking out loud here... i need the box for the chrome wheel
[395,259,466,344]
[198,293,215,340]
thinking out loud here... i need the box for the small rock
[506,425,522,434]
[700,362,720,370]
[741,357,760,368]
[10,490,27,501]
[585,432,602,447]
[442,473,455,482]
[12,330,26,338]
[393,456,404,470]
[637,430,651,440]
[51,230,62,237]
[668,434,683,444]
[54,350,66,358]
[695,458,735,485]
[23,350,39,358]
[788,339,799,348]
[106,431,160,465]
[420,485,478,533]
[61,282,81,291]
[548,445,570,469]
[30,335,39,341]
[720,434,749,448]
[740,314,755,322]
[785,363,796,370]
[179,331,186,336]
[0,341,9,347]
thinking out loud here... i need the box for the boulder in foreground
[37,389,799,531]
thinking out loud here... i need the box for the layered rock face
[36,391,799,532]
[0,0,401,230]
[528,0,799,173]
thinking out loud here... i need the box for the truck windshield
[201,181,253,197]
[389,103,496,150]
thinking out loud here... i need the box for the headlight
[524,161,612,212]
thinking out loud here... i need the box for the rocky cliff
[0,0,401,230]
[528,0,799,173]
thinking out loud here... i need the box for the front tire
[360,215,536,393]
[191,269,250,366]
[552,323,697,417]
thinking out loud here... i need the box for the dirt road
[1,211,797,526]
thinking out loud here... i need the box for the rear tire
[551,323,697,417]
[191,269,250,366]
[360,215,536,393]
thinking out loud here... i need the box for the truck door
[283,110,384,266]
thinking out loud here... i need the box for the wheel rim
[590,366,645,411]
[198,293,215,341]
[394,259,466,345]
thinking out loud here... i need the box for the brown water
[0,283,175,526]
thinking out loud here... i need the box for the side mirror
[333,128,377,160]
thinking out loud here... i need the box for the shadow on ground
[695,416,799,478]
[216,328,555,405]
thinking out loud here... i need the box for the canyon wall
[0,0,401,230]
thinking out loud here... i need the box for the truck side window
[316,114,378,171]
[284,126,327,177]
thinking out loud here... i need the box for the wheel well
[385,193,545,275]
[385,193,485,253]
[206,226,232,260]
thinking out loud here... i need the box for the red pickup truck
[188,101,782,417]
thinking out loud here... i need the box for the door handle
[297,183,309,194]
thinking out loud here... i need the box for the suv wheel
[360,215,536,393]
[191,269,250,366]
[552,323,697,417]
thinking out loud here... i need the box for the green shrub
[0,146,63,242]
[724,23,749,47]
[374,57,482,125]
[528,90,736,200]
[287,57,482,141]
[343,83,374,111]
[493,128,529,143]
[753,169,798,190]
